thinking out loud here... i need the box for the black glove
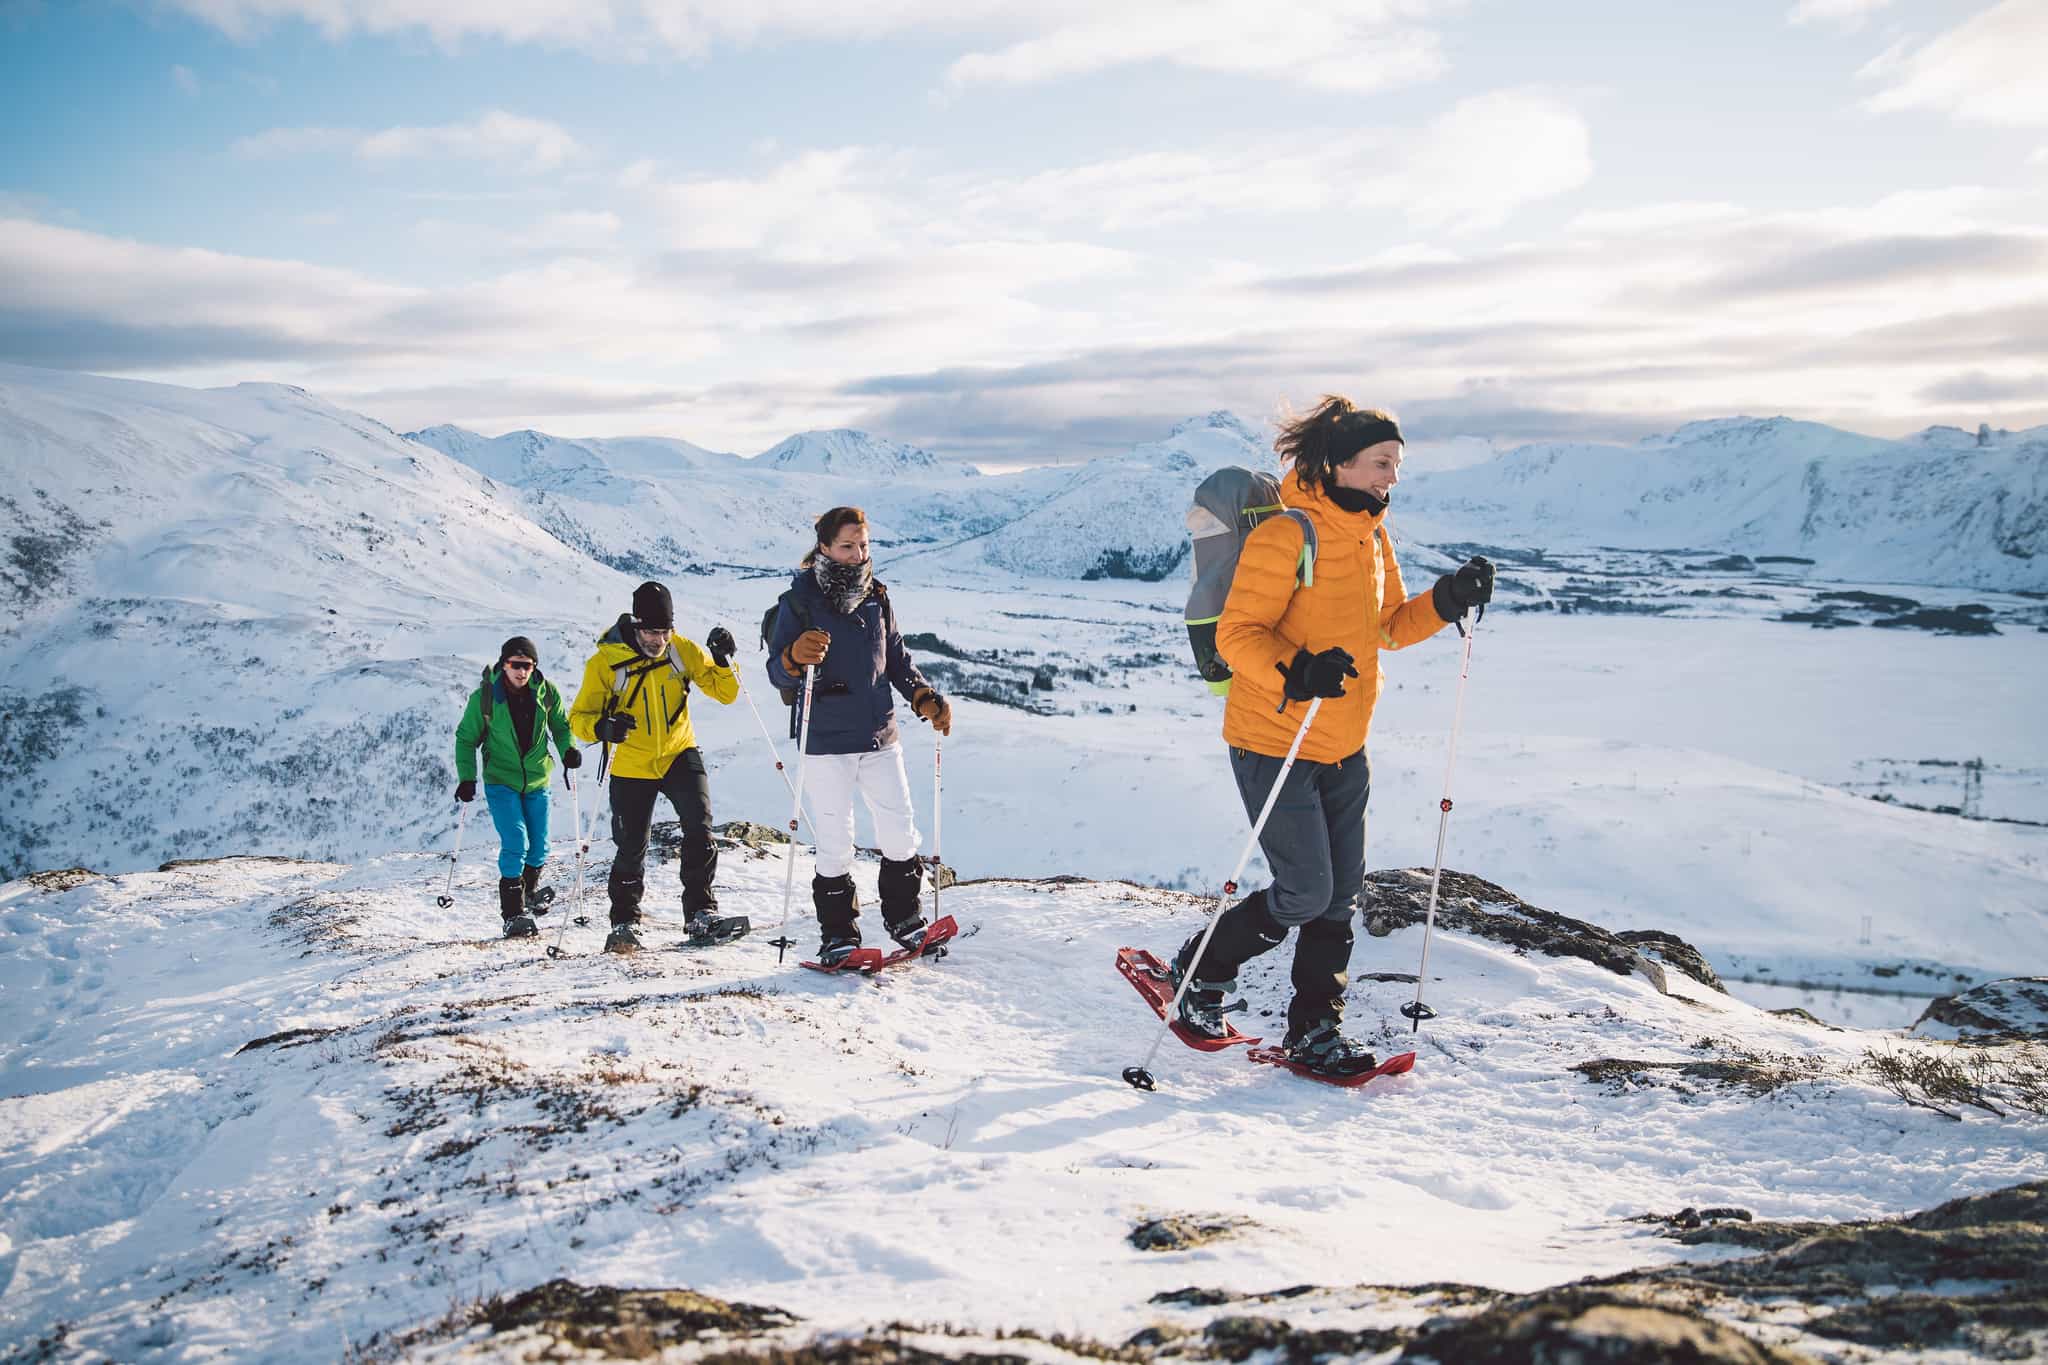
[563,748,582,769]
[1433,555,1495,621]
[455,780,477,803]
[1278,646,1358,702]
[705,626,736,668]
[592,714,636,745]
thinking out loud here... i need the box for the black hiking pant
[1194,745,1370,1037]
[607,748,717,926]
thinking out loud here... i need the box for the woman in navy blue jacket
[765,506,953,965]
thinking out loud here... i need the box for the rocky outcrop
[1366,868,1722,994]
[1917,978,2048,1039]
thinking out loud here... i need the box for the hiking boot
[521,864,551,915]
[1282,1019,1379,1078]
[497,875,524,919]
[1175,976,1242,1039]
[883,914,929,952]
[604,921,643,955]
[817,931,862,967]
[1169,931,1243,1039]
[501,914,538,940]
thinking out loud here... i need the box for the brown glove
[782,629,830,672]
[912,686,953,736]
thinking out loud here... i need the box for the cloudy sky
[1,0,2043,466]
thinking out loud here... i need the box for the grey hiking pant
[1230,744,1370,928]
[1202,743,1369,1034]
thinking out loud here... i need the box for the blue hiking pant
[483,783,550,880]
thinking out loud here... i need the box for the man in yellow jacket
[570,580,740,953]
[1171,399,1494,1077]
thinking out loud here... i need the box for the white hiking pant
[807,743,921,878]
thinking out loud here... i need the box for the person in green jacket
[454,636,582,938]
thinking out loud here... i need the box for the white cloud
[166,0,1463,93]
[942,1,1453,94]
[171,64,201,94]
[235,111,583,171]
[1787,0,1893,29]
[413,210,622,252]
[948,90,1589,237]
[0,216,410,338]
[1861,0,2048,127]
[1368,90,1591,233]
[359,111,582,170]
[650,147,921,255]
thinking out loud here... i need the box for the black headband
[1333,412,1403,463]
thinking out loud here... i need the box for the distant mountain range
[3,360,2043,876]
[1397,416,2048,591]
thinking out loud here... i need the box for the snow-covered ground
[4,839,2043,1361]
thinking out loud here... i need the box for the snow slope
[0,363,629,878]
[1398,415,2048,591]
[3,842,2042,1362]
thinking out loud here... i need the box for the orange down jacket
[1217,469,1451,763]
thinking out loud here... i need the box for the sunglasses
[503,660,536,672]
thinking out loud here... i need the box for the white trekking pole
[768,664,818,963]
[435,801,469,908]
[930,734,943,926]
[548,772,590,960]
[735,669,816,841]
[1403,613,1480,1031]
[1124,697,1322,1092]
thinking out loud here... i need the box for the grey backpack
[1184,467,1317,695]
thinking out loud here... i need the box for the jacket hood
[594,614,660,664]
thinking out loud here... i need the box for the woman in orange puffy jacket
[1166,396,1494,1078]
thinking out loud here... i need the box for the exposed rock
[1616,930,1727,993]
[711,819,792,850]
[1128,1216,1248,1252]
[1205,1313,1404,1361]
[1649,1181,2048,1354]
[157,854,319,872]
[1365,869,1719,994]
[1917,977,2048,1040]
[1631,1206,1755,1233]
[25,867,100,891]
[1402,1290,1816,1364]
[466,1278,797,1358]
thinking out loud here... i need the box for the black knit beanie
[499,635,539,663]
[631,581,674,629]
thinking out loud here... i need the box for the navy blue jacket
[765,571,932,755]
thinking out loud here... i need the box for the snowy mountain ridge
[1400,414,2048,590]
[760,426,969,479]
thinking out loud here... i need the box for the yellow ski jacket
[568,616,738,779]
